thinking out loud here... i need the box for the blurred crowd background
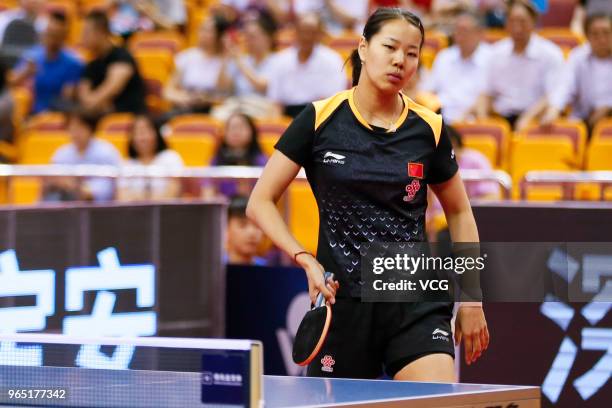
[0,0,609,265]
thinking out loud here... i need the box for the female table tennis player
[247,7,489,381]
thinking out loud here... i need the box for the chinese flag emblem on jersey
[408,162,424,179]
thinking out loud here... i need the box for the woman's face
[225,115,253,150]
[132,117,158,158]
[198,18,218,51]
[244,21,271,55]
[358,19,421,94]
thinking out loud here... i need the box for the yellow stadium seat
[13,131,70,205]
[11,87,32,127]
[133,49,174,84]
[26,112,66,132]
[518,120,587,168]
[462,134,498,166]
[288,180,318,254]
[592,118,612,141]
[511,137,576,200]
[166,136,216,166]
[19,132,70,164]
[168,114,222,138]
[483,28,507,44]
[97,133,128,157]
[423,30,448,54]
[452,118,511,169]
[187,6,209,46]
[586,139,612,170]
[128,30,186,55]
[96,113,135,136]
[255,116,292,156]
[326,31,360,61]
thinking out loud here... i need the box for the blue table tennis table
[0,365,540,408]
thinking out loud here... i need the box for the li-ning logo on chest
[323,151,346,165]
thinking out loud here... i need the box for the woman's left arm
[430,173,490,366]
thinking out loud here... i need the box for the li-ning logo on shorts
[321,355,335,372]
[432,328,450,342]
[323,152,346,165]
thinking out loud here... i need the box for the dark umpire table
[0,365,540,408]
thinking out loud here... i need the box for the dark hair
[85,10,110,34]
[348,8,425,87]
[506,0,538,21]
[0,61,6,91]
[228,195,249,219]
[49,11,67,25]
[445,125,463,149]
[65,109,99,133]
[244,10,278,50]
[208,14,232,54]
[128,115,168,159]
[214,113,264,166]
[584,13,611,35]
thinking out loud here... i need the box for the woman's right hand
[297,253,340,305]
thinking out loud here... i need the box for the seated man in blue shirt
[44,111,121,202]
[9,11,83,114]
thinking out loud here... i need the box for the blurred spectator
[107,0,187,36]
[291,0,369,34]
[44,111,121,202]
[204,112,267,198]
[468,0,564,130]
[430,0,475,35]
[266,12,346,117]
[476,0,506,27]
[117,114,184,201]
[546,13,611,130]
[213,11,279,120]
[0,0,45,42]
[78,11,147,115]
[0,61,14,162]
[572,0,612,36]
[163,14,232,115]
[225,195,267,266]
[423,11,491,123]
[9,12,83,115]
[218,0,289,26]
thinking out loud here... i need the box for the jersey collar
[347,87,410,133]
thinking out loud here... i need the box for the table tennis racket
[292,272,334,366]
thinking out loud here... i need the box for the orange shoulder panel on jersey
[406,97,443,146]
[312,90,352,131]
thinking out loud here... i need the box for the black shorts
[306,299,454,379]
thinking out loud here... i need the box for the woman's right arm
[247,151,338,304]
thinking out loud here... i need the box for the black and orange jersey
[275,88,458,297]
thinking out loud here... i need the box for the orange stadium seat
[133,49,175,84]
[483,28,507,44]
[13,131,71,205]
[511,138,576,201]
[10,87,32,128]
[26,112,66,132]
[579,138,612,200]
[423,30,448,56]
[592,118,612,141]
[326,31,360,61]
[256,116,292,157]
[128,31,186,55]
[165,115,222,166]
[187,6,210,46]
[538,28,584,57]
[80,0,109,15]
[144,78,171,113]
[288,180,319,254]
[96,113,135,136]
[452,118,511,169]
[518,120,587,167]
[167,114,222,138]
[166,136,217,166]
